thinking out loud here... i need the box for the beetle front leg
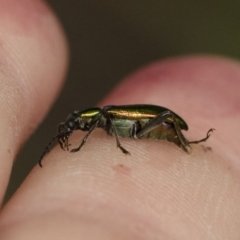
[70,120,100,153]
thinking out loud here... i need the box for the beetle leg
[137,111,191,153]
[108,117,131,155]
[129,120,142,138]
[188,128,215,145]
[70,119,100,153]
[170,113,192,152]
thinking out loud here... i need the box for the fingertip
[103,56,240,118]
[1,56,240,239]
[0,0,68,199]
[0,0,68,146]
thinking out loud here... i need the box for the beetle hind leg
[188,128,215,145]
[137,111,191,153]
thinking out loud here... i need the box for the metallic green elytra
[38,104,214,167]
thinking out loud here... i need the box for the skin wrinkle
[16,141,236,238]
[0,211,173,240]
[0,51,42,148]
[0,11,67,154]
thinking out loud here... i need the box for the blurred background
[4,0,240,202]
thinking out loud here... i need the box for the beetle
[38,104,214,167]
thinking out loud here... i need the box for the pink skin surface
[0,1,240,239]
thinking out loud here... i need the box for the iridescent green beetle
[38,104,214,167]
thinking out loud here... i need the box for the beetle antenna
[38,132,64,168]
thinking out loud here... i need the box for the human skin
[0,0,240,239]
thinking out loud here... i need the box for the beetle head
[38,111,92,167]
[57,114,79,150]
